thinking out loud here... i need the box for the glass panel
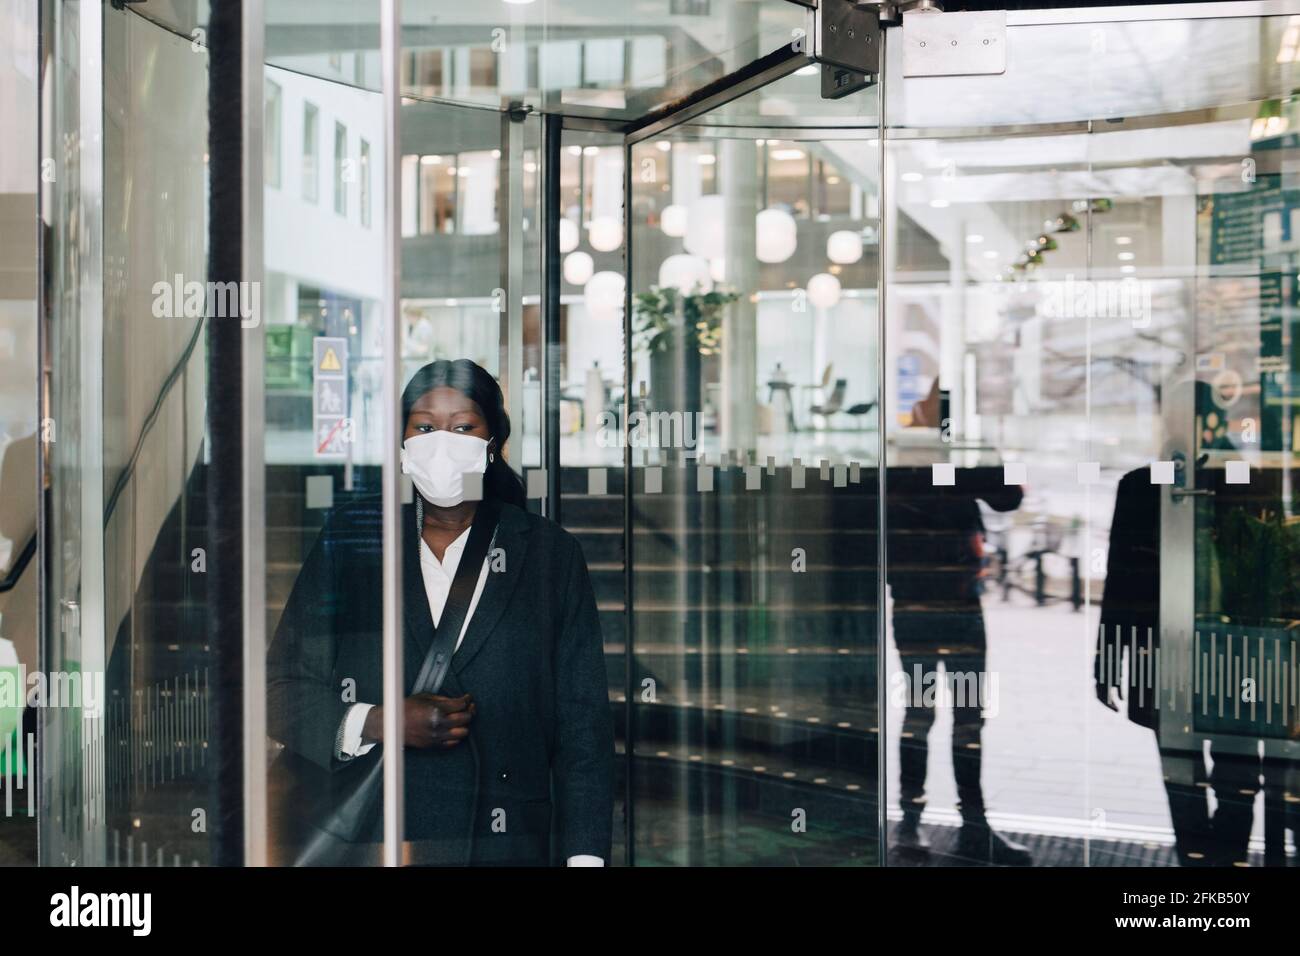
[885,14,1300,131]
[881,9,1300,868]
[628,67,882,865]
[1181,73,1300,871]
[258,0,812,121]
[555,127,627,864]
[39,0,95,866]
[0,0,38,864]
[42,0,215,866]
[262,0,390,866]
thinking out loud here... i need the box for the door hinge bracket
[814,0,882,76]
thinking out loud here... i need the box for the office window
[302,102,319,202]
[401,154,418,237]
[334,122,347,216]
[418,154,457,235]
[360,139,371,228]
[264,80,281,188]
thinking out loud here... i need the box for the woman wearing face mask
[267,358,614,866]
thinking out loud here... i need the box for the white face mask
[401,430,490,507]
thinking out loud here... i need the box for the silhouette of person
[1094,382,1268,867]
[888,378,1032,865]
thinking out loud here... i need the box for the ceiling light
[771,148,806,161]
[419,155,442,165]
[930,199,950,208]
[1118,251,1135,261]
[1115,235,1133,245]
[901,172,923,182]
[967,234,984,244]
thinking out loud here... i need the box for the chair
[846,399,877,429]
[799,363,834,428]
[809,378,847,428]
[800,363,834,402]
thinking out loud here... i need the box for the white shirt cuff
[336,703,377,760]
[567,855,604,866]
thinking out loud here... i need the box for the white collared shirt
[337,525,488,760]
[332,524,602,866]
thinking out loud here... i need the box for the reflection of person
[268,359,614,866]
[889,378,1032,865]
[1095,464,1259,867]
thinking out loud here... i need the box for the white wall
[263,65,385,316]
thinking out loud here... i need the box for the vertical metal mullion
[621,132,635,867]
[499,108,525,476]
[875,24,890,869]
[541,114,562,518]
[35,0,50,868]
[241,0,268,867]
[78,0,106,869]
[380,0,405,868]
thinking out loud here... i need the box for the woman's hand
[362,694,476,749]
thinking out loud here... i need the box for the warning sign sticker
[313,337,349,459]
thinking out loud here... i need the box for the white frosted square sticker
[526,469,546,499]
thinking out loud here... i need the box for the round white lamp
[584,271,625,319]
[827,230,864,265]
[756,208,798,264]
[558,217,580,254]
[660,204,689,239]
[658,254,713,295]
[807,272,842,310]
[563,251,594,286]
[588,216,622,252]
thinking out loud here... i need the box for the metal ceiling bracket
[814,0,881,75]
[902,9,1007,77]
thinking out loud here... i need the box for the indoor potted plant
[633,284,739,418]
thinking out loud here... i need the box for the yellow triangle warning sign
[319,347,342,372]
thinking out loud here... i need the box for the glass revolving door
[625,65,884,865]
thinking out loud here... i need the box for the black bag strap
[410,500,499,696]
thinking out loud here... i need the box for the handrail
[0,533,36,593]
[103,316,207,524]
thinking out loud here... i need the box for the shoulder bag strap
[410,500,499,696]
